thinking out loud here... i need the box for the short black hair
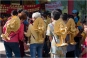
[82,20,87,25]
[11,10,18,16]
[51,10,61,20]
[56,9,62,14]
[68,14,74,19]
[41,11,48,19]
[61,13,68,20]
[85,15,87,19]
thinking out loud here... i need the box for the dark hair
[68,14,74,19]
[82,20,87,25]
[43,11,51,18]
[85,15,87,19]
[17,9,23,13]
[61,13,68,20]
[51,10,61,20]
[11,10,18,16]
[18,12,27,20]
[56,9,62,14]
[41,11,48,19]
[22,10,29,16]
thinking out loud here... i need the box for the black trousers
[19,40,25,57]
[66,51,75,58]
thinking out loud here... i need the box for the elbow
[24,33,30,37]
[25,34,29,37]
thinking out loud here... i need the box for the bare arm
[80,47,87,56]
[46,24,52,42]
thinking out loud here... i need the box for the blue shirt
[74,17,79,24]
[74,17,82,30]
[23,20,29,25]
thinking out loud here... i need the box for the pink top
[3,21,24,42]
[82,37,87,58]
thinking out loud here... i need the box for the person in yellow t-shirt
[66,14,78,58]
[41,11,51,57]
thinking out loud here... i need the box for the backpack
[33,17,46,43]
[1,16,20,40]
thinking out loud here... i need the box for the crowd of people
[0,9,87,58]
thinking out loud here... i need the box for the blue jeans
[30,43,43,58]
[4,41,21,58]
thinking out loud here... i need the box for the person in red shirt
[2,16,24,58]
[2,10,27,58]
[80,20,87,58]
[7,10,18,21]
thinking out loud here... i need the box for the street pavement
[0,40,6,57]
[0,26,7,57]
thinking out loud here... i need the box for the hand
[49,36,52,42]
[24,32,27,35]
[49,39,52,42]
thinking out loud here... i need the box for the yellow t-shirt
[81,32,86,39]
[77,19,82,27]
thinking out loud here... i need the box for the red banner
[0,4,40,13]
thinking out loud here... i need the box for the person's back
[66,14,77,58]
[47,10,67,58]
[25,12,46,58]
[2,16,24,58]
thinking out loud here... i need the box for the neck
[53,20,57,22]
[63,20,67,24]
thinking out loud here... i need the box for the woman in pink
[80,21,87,58]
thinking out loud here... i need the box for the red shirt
[3,20,24,42]
[82,37,87,58]
[7,17,11,20]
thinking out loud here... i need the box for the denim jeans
[30,43,43,58]
[4,41,21,58]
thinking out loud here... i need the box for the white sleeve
[46,24,51,36]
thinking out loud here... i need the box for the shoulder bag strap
[49,23,57,43]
